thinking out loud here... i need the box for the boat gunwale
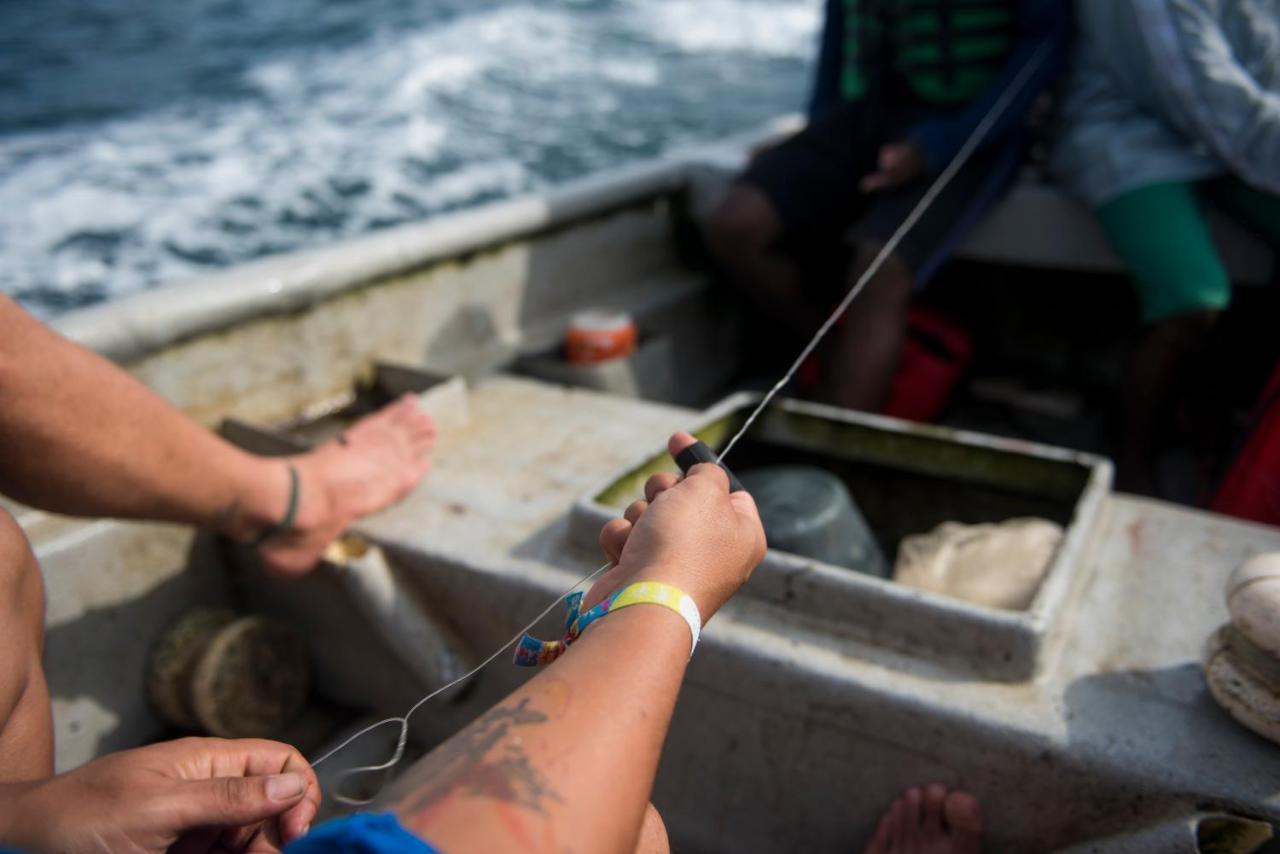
[49,117,801,365]
[53,159,686,362]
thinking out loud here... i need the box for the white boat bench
[957,173,1276,286]
[686,123,1277,287]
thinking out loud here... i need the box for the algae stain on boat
[595,416,737,508]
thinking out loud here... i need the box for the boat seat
[957,172,1276,287]
[686,144,1276,286]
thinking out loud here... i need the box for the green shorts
[1096,177,1280,323]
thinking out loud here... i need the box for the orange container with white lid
[564,310,637,365]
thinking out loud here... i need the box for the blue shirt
[2,812,436,854]
[285,813,440,854]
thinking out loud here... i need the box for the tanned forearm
[375,437,766,851]
[0,296,287,538]
[381,604,692,854]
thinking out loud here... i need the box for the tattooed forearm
[386,695,563,820]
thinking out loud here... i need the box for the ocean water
[0,0,818,318]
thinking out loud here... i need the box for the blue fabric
[807,0,1072,172]
[809,0,846,121]
[285,813,441,854]
[1052,0,1280,207]
[0,815,438,854]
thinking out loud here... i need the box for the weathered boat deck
[18,124,1279,851]
[236,376,1280,852]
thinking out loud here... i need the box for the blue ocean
[0,0,817,317]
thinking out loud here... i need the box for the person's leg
[863,785,983,854]
[1121,311,1221,494]
[0,508,52,781]
[633,802,670,854]
[705,185,824,340]
[705,104,877,342]
[1097,182,1232,495]
[827,241,915,411]
[0,296,435,576]
[1190,177,1280,487]
[826,141,1022,412]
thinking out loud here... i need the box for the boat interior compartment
[22,142,1280,852]
[574,393,1111,681]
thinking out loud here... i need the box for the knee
[705,186,778,257]
[634,802,670,854]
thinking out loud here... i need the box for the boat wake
[0,0,816,317]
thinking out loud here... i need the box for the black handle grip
[675,441,745,493]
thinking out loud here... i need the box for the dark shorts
[741,99,1023,288]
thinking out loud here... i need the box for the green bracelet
[249,463,300,548]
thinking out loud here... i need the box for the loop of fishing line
[311,41,1052,802]
[312,560,612,803]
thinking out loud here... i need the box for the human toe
[922,784,947,836]
[943,790,983,841]
[863,812,893,854]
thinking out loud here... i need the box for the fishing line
[310,41,1052,801]
[311,559,613,802]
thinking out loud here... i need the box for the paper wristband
[606,581,701,658]
[514,582,701,667]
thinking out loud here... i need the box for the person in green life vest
[706,0,1072,412]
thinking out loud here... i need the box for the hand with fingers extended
[587,432,767,619]
[0,737,321,854]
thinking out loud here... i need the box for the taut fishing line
[311,42,1052,803]
[718,42,1052,462]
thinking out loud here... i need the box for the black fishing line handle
[674,441,745,494]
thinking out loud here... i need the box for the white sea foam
[632,0,820,57]
[0,0,815,315]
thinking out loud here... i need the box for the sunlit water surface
[0,0,817,317]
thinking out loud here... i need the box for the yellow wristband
[606,581,701,659]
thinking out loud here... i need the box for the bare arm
[378,433,767,853]
[385,606,689,853]
[0,295,287,539]
[0,296,434,575]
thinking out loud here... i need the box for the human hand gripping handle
[586,432,766,622]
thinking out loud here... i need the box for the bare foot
[257,395,436,576]
[863,785,983,854]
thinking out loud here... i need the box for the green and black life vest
[840,0,1016,105]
